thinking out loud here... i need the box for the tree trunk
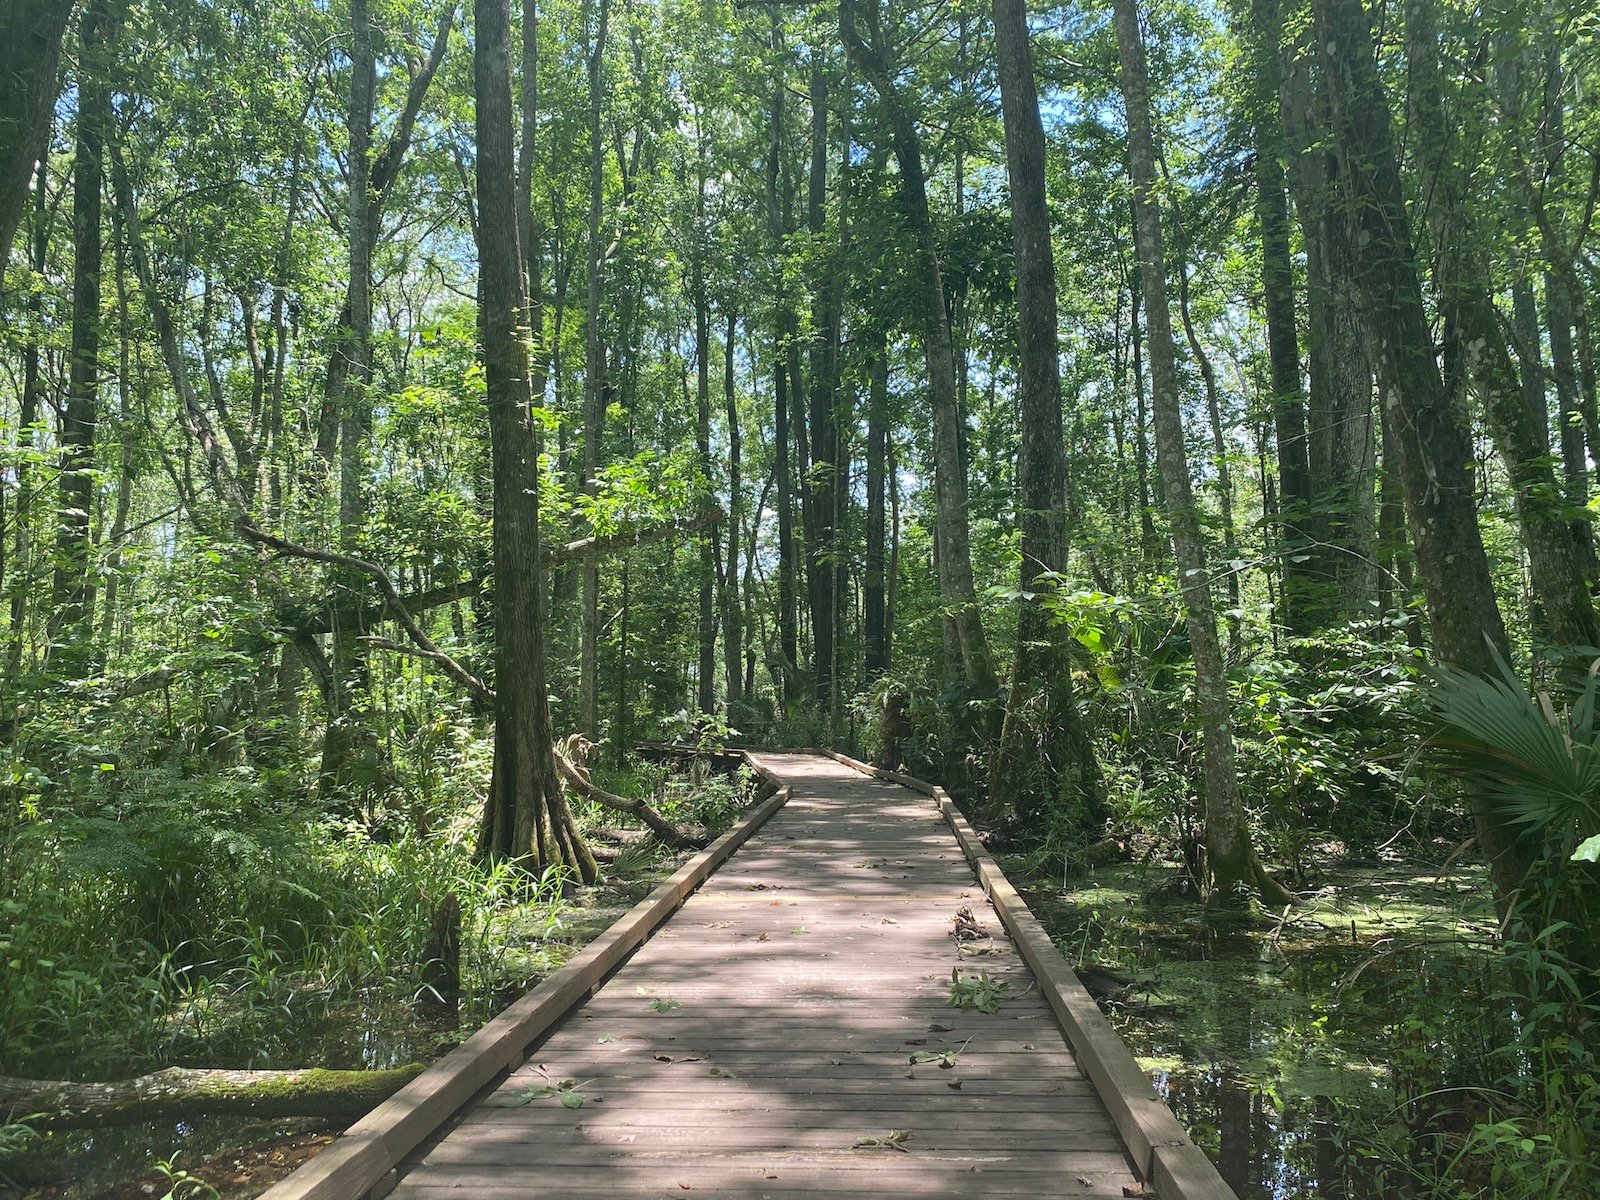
[721,313,745,713]
[1404,0,1596,650]
[1313,0,1531,906]
[0,0,73,276]
[988,0,1106,835]
[840,0,995,699]
[766,18,800,709]
[49,0,110,675]
[1113,0,1289,908]
[6,153,49,683]
[474,0,595,880]
[321,0,384,796]
[694,246,716,716]
[1167,186,1242,651]
[805,42,841,725]
[865,333,889,682]
[577,0,611,739]
[1282,43,1377,621]
[1247,0,1315,635]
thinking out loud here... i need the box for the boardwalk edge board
[819,748,1238,1200]
[258,767,793,1200]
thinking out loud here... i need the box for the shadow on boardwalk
[389,753,1140,1199]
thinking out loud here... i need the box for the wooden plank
[821,750,1238,1200]
[383,752,1142,1200]
[258,776,793,1200]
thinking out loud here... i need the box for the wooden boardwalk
[388,752,1138,1198]
[266,750,1232,1200]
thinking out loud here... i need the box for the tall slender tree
[988,0,1105,833]
[840,0,996,699]
[1313,0,1530,907]
[1114,0,1290,906]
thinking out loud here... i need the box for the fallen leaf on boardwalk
[946,1079,962,1089]
[597,1035,616,1043]
[500,1077,587,1108]
[789,926,808,935]
[653,1054,702,1064]
[756,932,770,942]
[708,1066,738,1078]
[1076,1177,1091,1186]
[1122,1187,1145,1197]
[648,998,681,1013]
[927,1023,954,1032]
[764,1171,778,1179]
[617,1135,636,1143]
[880,917,898,924]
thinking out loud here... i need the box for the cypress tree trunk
[6,164,48,683]
[1404,0,1596,650]
[1246,0,1315,634]
[805,45,840,721]
[693,172,716,717]
[1539,38,1597,574]
[1282,47,1377,620]
[989,0,1106,835]
[578,0,610,738]
[474,0,595,880]
[721,313,745,713]
[0,0,73,276]
[864,335,889,682]
[1313,0,1531,905]
[49,0,111,674]
[1114,0,1290,907]
[321,0,383,795]
[766,20,800,708]
[840,0,996,699]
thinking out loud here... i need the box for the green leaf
[1573,833,1600,863]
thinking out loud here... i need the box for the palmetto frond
[1426,656,1600,851]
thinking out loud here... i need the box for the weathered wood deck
[265,750,1234,1200]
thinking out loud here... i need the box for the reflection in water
[1022,862,1500,1200]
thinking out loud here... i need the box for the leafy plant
[947,968,1008,1013]
[500,1077,590,1109]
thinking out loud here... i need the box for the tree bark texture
[1114,0,1288,906]
[474,0,595,878]
[578,0,611,739]
[1313,0,1533,904]
[49,0,111,673]
[1403,0,1596,650]
[840,0,996,699]
[988,0,1106,835]
[1247,0,1315,635]
[0,0,73,276]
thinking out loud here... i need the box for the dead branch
[554,736,704,848]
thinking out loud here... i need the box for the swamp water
[1017,855,1503,1200]
[5,874,667,1199]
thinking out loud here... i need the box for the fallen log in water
[1,1064,424,1130]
